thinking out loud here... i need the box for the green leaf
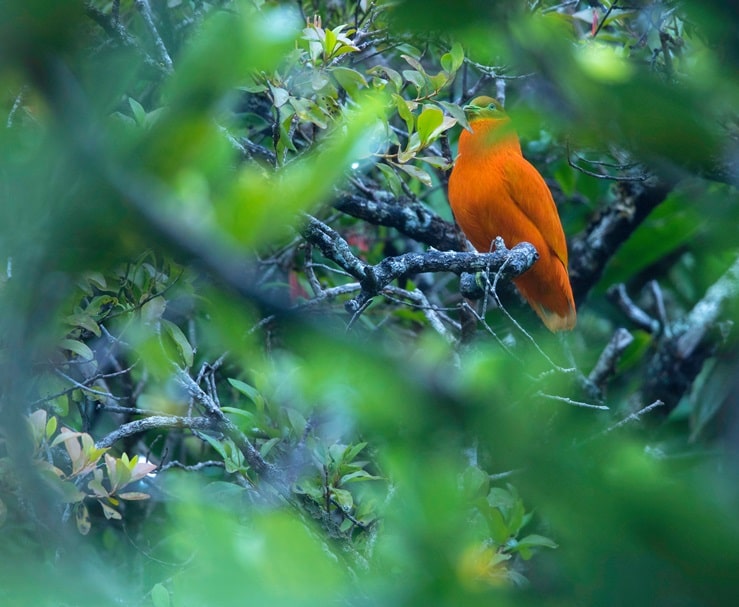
[368,65,402,90]
[331,487,354,511]
[200,434,227,459]
[310,70,332,92]
[324,27,337,59]
[401,54,427,76]
[286,408,307,436]
[260,437,281,458]
[331,67,368,96]
[270,85,290,108]
[59,339,94,362]
[437,100,470,131]
[118,491,151,501]
[223,441,246,474]
[395,163,433,187]
[416,106,444,146]
[64,312,101,337]
[393,93,415,134]
[85,294,118,317]
[514,534,559,560]
[141,296,167,327]
[396,132,421,163]
[377,163,403,197]
[428,71,449,92]
[99,500,122,520]
[161,319,194,368]
[227,378,264,410]
[129,97,146,126]
[82,271,107,290]
[37,467,86,503]
[441,52,453,74]
[599,190,703,288]
[151,583,171,607]
[417,155,451,169]
[461,466,490,500]
[483,504,511,544]
[45,415,57,439]
[449,42,464,72]
[221,406,256,423]
[339,470,381,484]
[343,442,368,463]
[289,97,329,129]
[216,92,387,247]
[402,70,425,94]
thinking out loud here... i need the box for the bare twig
[607,283,661,333]
[601,400,665,435]
[382,285,459,344]
[648,280,670,336]
[587,327,634,393]
[7,87,27,128]
[53,368,121,401]
[537,391,610,410]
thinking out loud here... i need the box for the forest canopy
[0,1,738,606]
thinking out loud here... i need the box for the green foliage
[0,1,738,606]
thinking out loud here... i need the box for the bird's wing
[501,153,569,266]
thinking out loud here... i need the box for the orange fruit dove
[448,96,576,332]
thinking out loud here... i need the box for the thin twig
[607,283,660,333]
[537,391,610,411]
[587,327,634,393]
[601,400,665,435]
[54,368,121,401]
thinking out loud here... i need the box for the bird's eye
[487,102,498,110]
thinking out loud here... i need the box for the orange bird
[448,96,576,332]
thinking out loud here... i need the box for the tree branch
[333,192,465,251]
[173,368,278,478]
[607,283,660,334]
[135,0,174,74]
[301,215,537,316]
[643,254,739,411]
[95,415,217,449]
[569,178,674,304]
[84,2,167,76]
[586,327,634,398]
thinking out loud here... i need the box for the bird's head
[463,96,508,123]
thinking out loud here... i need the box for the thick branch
[333,192,465,251]
[96,415,217,449]
[302,216,537,315]
[643,254,739,411]
[569,178,674,304]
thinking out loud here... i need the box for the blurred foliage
[0,1,738,606]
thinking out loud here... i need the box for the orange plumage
[448,96,576,332]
